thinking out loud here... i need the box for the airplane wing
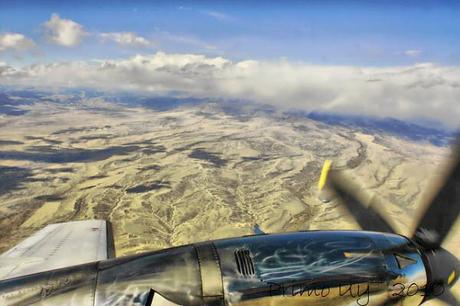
[0,219,115,280]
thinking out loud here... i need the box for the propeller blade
[319,161,397,234]
[412,142,460,248]
[438,289,460,306]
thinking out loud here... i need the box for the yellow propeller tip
[318,160,332,191]
[448,270,457,285]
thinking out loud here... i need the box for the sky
[1,0,460,128]
[1,0,460,65]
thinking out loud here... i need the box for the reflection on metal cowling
[194,242,225,306]
[216,231,427,306]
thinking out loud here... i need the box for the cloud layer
[43,14,86,47]
[1,52,459,128]
[0,33,36,52]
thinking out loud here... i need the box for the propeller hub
[423,247,459,299]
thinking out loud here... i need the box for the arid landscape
[0,91,458,303]
[0,91,455,250]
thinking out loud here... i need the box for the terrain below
[0,95,458,305]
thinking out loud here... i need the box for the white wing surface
[0,220,114,280]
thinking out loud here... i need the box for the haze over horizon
[1,0,460,128]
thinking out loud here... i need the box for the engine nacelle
[0,231,428,306]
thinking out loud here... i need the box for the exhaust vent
[234,248,255,277]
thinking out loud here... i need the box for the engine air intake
[234,248,255,277]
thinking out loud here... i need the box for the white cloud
[404,49,422,57]
[0,62,16,75]
[204,10,234,22]
[43,14,86,47]
[0,33,36,52]
[1,52,459,128]
[100,32,151,47]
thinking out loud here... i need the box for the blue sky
[1,0,460,66]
